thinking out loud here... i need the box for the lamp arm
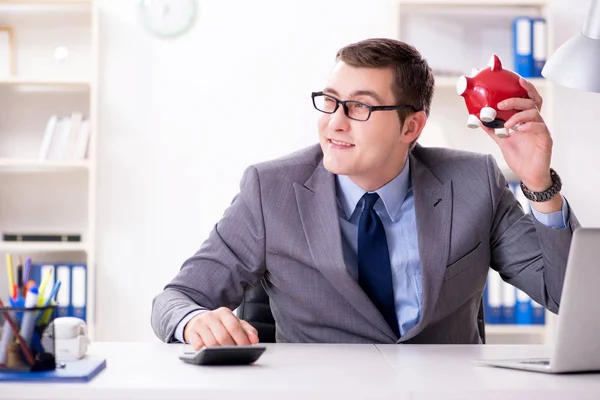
[583,0,600,39]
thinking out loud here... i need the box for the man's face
[317,62,408,189]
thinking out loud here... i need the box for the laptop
[476,227,600,373]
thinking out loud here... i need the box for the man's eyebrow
[350,90,383,104]
[322,88,384,104]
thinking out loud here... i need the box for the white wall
[95,0,600,341]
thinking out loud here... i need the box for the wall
[95,0,599,341]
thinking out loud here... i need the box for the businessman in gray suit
[152,38,580,348]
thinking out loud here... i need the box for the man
[151,38,579,348]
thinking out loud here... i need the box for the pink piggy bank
[456,54,528,137]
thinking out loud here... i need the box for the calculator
[179,345,266,366]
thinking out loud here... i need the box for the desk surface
[2,343,600,400]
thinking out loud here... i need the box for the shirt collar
[335,161,411,223]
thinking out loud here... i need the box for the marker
[37,266,54,306]
[19,286,39,347]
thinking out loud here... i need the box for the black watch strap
[520,168,562,202]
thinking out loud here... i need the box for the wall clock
[139,0,197,38]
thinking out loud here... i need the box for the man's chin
[323,158,351,176]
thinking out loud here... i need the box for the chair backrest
[237,282,486,344]
[236,280,276,343]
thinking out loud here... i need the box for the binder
[55,265,71,318]
[501,281,516,324]
[512,17,534,78]
[0,358,106,382]
[515,289,533,325]
[532,18,547,77]
[70,264,87,322]
[531,300,546,325]
[485,270,502,324]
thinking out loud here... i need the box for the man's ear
[400,111,427,144]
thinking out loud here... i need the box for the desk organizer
[0,305,56,373]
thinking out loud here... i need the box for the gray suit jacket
[151,144,580,344]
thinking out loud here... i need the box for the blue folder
[0,358,106,382]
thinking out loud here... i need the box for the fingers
[519,77,543,111]
[503,109,543,129]
[240,320,260,344]
[186,307,260,348]
[497,97,538,112]
[187,330,205,351]
[221,312,252,345]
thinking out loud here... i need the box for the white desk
[2,343,600,400]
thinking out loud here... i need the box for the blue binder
[532,18,547,77]
[0,358,106,382]
[512,16,534,78]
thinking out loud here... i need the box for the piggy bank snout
[456,75,471,96]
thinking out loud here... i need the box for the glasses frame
[311,91,419,121]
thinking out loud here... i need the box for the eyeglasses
[311,91,419,121]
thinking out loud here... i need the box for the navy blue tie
[357,192,400,338]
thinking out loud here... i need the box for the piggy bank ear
[488,54,502,71]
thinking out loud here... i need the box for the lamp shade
[541,0,600,93]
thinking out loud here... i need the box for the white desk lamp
[542,0,600,93]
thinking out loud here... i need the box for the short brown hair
[336,38,434,149]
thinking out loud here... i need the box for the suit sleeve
[151,166,267,342]
[486,155,581,313]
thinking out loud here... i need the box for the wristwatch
[520,168,562,202]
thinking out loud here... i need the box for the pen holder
[0,305,56,372]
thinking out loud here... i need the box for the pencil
[6,254,14,299]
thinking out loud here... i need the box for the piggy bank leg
[494,128,509,138]
[479,107,497,123]
[467,114,481,129]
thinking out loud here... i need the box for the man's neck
[350,157,408,192]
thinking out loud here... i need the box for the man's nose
[328,105,350,131]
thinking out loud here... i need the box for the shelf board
[0,158,90,172]
[0,241,87,253]
[0,0,91,5]
[398,0,548,6]
[0,79,90,89]
[435,76,547,89]
[486,324,546,335]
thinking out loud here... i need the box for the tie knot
[362,192,380,211]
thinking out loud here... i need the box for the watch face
[139,0,197,38]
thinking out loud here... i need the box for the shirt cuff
[174,309,208,343]
[530,196,569,229]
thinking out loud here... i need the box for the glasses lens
[346,101,370,121]
[314,94,338,113]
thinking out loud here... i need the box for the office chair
[237,281,487,344]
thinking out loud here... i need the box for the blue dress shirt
[174,163,569,342]
[335,161,569,337]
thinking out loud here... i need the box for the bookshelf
[0,0,97,338]
[396,0,555,345]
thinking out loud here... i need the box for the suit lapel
[294,162,397,342]
[399,151,453,342]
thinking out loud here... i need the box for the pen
[6,253,14,299]
[17,265,23,298]
[0,298,35,366]
[23,257,31,284]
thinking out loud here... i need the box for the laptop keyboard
[519,360,550,365]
